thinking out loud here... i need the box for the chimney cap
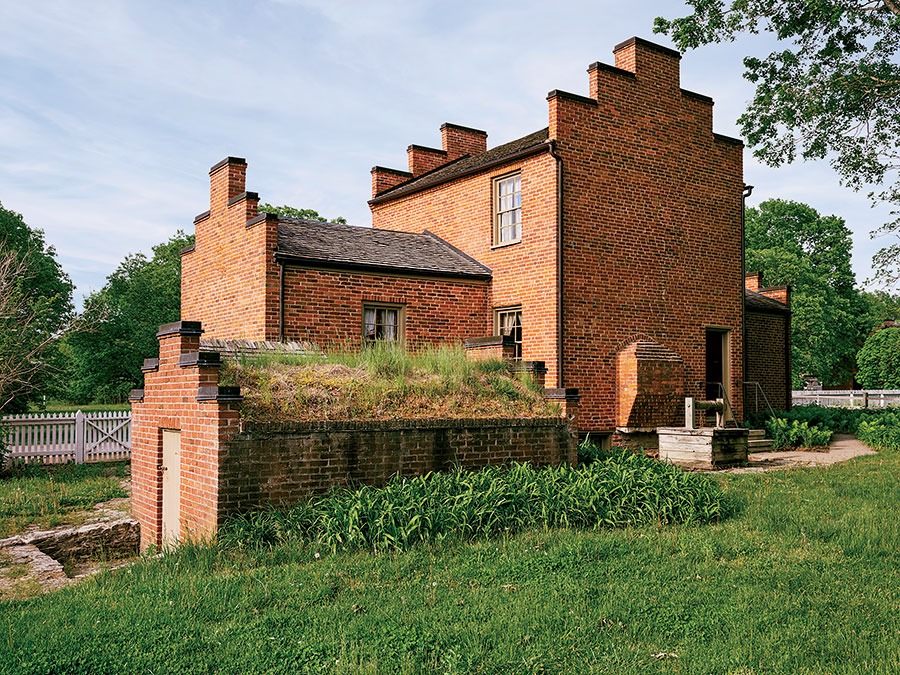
[440,122,487,136]
[613,36,682,59]
[209,156,247,174]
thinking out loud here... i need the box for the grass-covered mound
[221,343,556,423]
[219,447,730,552]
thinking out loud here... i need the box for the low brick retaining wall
[219,418,576,514]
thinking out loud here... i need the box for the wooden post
[74,410,85,464]
[685,397,695,429]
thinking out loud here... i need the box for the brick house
[179,36,791,438]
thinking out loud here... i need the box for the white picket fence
[1,410,131,465]
[792,390,900,409]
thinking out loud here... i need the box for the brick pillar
[131,321,243,551]
[464,334,517,361]
[544,387,580,464]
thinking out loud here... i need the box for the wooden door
[161,429,181,548]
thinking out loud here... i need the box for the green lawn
[0,462,129,538]
[1,452,898,673]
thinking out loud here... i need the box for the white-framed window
[363,303,404,344]
[494,306,522,359]
[493,172,522,245]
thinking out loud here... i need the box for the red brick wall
[371,152,561,387]
[745,310,791,412]
[218,418,576,516]
[554,39,745,431]
[181,158,279,341]
[280,267,491,349]
[616,341,685,428]
[130,322,242,550]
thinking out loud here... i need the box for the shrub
[857,412,900,452]
[220,449,730,553]
[752,405,898,435]
[765,417,832,450]
[856,328,900,390]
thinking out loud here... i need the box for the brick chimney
[745,272,762,293]
[371,166,412,198]
[407,144,448,176]
[209,157,247,214]
[609,37,682,94]
[441,123,487,160]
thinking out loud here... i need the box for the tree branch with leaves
[655,0,900,287]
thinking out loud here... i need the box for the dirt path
[728,434,875,473]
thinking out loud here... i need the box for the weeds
[220,446,729,553]
[765,418,832,450]
[222,343,554,423]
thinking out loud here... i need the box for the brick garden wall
[218,418,576,516]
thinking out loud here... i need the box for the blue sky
[1,1,891,305]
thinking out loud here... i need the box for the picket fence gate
[1,410,131,465]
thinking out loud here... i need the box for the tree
[0,202,74,412]
[258,203,347,224]
[859,288,900,330]
[856,326,900,388]
[655,1,900,287]
[65,232,193,403]
[745,199,868,387]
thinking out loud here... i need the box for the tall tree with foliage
[65,232,193,403]
[258,204,347,224]
[856,326,900,388]
[655,1,900,287]
[745,199,868,387]
[0,202,74,412]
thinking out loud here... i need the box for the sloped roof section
[371,128,551,203]
[745,288,790,314]
[275,219,492,280]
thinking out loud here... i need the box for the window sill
[491,239,522,250]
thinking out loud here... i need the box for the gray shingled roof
[275,220,492,279]
[372,128,550,202]
[745,288,790,314]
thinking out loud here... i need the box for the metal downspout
[548,141,564,388]
[742,184,754,415]
[278,260,285,342]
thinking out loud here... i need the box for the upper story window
[363,303,404,344]
[494,173,521,245]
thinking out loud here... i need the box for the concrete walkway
[727,433,875,473]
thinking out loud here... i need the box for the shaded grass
[220,449,729,552]
[222,343,555,423]
[1,447,898,673]
[0,462,129,538]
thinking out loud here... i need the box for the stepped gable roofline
[745,288,790,314]
[274,219,492,280]
[370,128,551,204]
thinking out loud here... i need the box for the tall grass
[222,342,553,422]
[219,447,729,553]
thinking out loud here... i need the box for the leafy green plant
[857,412,900,452]
[765,417,831,450]
[220,448,730,553]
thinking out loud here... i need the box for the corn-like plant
[219,447,730,553]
